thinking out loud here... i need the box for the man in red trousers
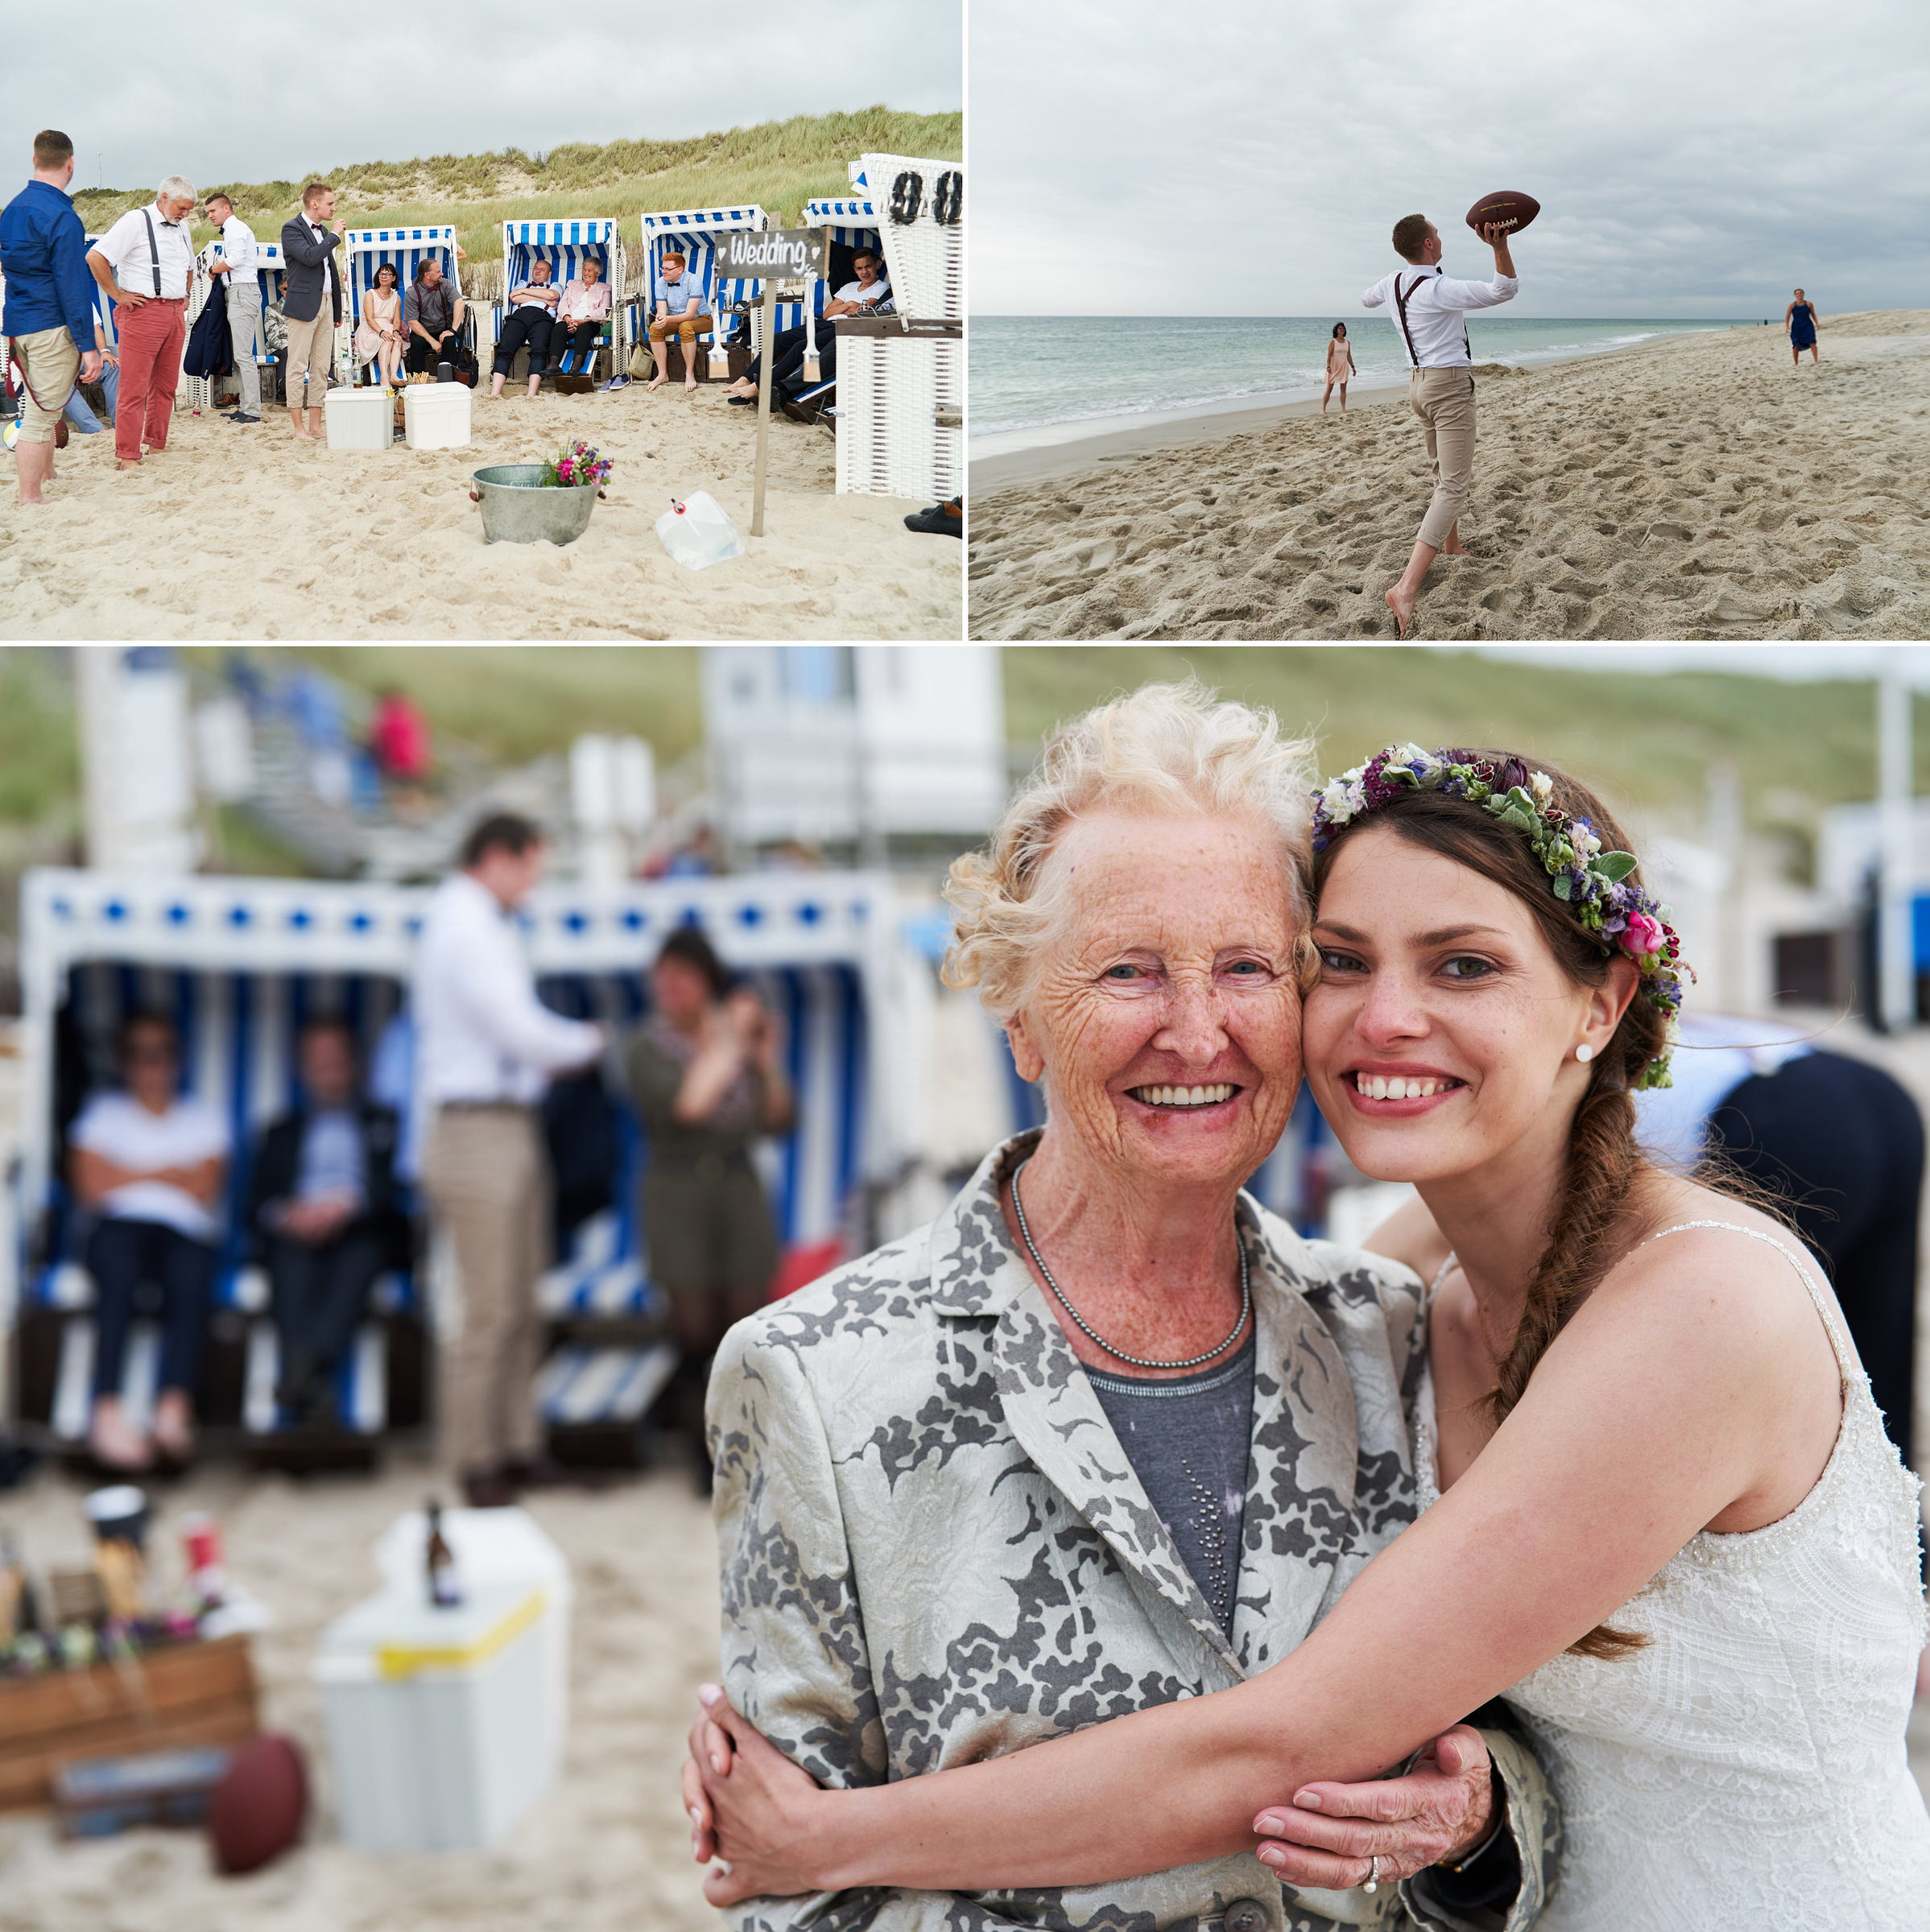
[86,175,197,469]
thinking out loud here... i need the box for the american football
[207,1735,308,1876]
[1465,190,1540,236]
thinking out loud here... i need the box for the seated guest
[68,1013,229,1470]
[489,256,558,399]
[551,252,610,383]
[724,248,891,404]
[646,250,710,392]
[354,260,407,391]
[247,1019,407,1427]
[404,258,467,375]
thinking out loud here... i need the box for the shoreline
[972,327,1741,494]
[966,309,1930,642]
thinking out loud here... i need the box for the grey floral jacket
[709,1133,1559,1932]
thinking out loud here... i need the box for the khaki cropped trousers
[1408,365,1477,550]
[423,1104,548,1475]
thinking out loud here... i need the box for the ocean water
[973,315,1754,440]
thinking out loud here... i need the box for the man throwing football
[1362,213,1518,637]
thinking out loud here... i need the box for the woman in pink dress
[1321,320,1357,415]
[353,262,406,391]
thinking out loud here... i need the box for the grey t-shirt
[1088,1334,1255,1636]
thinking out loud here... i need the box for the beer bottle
[425,1500,460,1608]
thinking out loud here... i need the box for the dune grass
[70,108,961,267]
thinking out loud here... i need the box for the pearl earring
[1575,1043,1595,1063]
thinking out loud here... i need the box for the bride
[685,741,1930,1929]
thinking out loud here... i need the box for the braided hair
[1312,752,1668,1660]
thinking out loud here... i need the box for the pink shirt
[556,278,610,324]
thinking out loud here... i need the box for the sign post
[718,229,824,539]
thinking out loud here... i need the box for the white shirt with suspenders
[1361,262,1518,369]
[91,202,196,302]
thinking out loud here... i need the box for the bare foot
[1441,536,1469,556]
[291,428,318,440]
[647,374,669,390]
[684,377,698,392]
[1385,583,1417,638]
[153,1389,196,1462]
[89,1397,154,1471]
[116,458,142,471]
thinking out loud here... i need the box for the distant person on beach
[1362,211,1519,638]
[1321,321,1357,415]
[647,250,711,391]
[1786,289,1820,364]
[404,257,467,376]
[722,250,891,405]
[204,192,262,423]
[70,1013,229,1470]
[552,252,611,382]
[87,174,197,472]
[280,180,344,440]
[1,129,103,505]
[353,260,406,391]
[490,254,558,398]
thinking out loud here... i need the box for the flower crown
[1311,744,1691,1090]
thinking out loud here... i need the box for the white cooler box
[404,382,472,450]
[324,387,393,451]
[315,1580,556,1852]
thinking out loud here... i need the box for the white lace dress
[1415,1222,1930,1929]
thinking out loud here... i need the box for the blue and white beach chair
[637,206,768,380]
[494,218,628,384]
[782,192,887,418]
[343,226,465,386]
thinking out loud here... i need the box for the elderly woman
[700,685,1555,1932]
[550,252,611,388]
[490,256,558,399]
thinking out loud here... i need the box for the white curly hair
[943,680,1317,1020]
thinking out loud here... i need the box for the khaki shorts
[649,311,713,344]
[11,327,81,444]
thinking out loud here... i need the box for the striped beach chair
[780,192,888,417]
[637,206,768,379]
[343,226,465,386]
[494,219,627,384]
[183,239,285,412]
[23,960,419,1452]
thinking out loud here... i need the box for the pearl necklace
[1009,1158,1250,1373]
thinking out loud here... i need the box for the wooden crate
[0,1634,258,1811]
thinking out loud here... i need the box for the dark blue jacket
[0,180,96,351]
[182,275,233,380]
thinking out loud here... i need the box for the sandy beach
[0,385,963,642]
[969,310,1930,640]
[0,1459,725,1932]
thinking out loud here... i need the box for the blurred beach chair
[343,226,466,386]
[9,872,895,1470]
[636,206,768,382]
[489,219,628,386]
[833,153,964,502]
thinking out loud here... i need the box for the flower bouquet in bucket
[541,440,612,489]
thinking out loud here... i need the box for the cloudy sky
[7,0,957,193]
[974,0,1929,317]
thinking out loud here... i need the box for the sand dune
[969,310,1930,641]
[0,386,962,642]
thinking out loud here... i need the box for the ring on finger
[1364,1855,1380,1893]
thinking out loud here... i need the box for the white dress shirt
[1361,262,1519,369]
[216,213,258,282]
[413,871,601,1106]
[91,202,197,299]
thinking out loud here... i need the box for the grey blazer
[709,1131,1559,1932]
[279,215,341,324]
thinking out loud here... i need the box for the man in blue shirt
[1,130,103,506]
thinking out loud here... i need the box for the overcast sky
[7,0,958,195]
[974,0,1929,317]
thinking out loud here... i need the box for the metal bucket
[469,464,601,546]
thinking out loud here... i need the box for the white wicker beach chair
[343,226,464,386]
[496,218,628,383]
[182,239,287,412]
[637,206,768,378]
[831,155,964,501]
